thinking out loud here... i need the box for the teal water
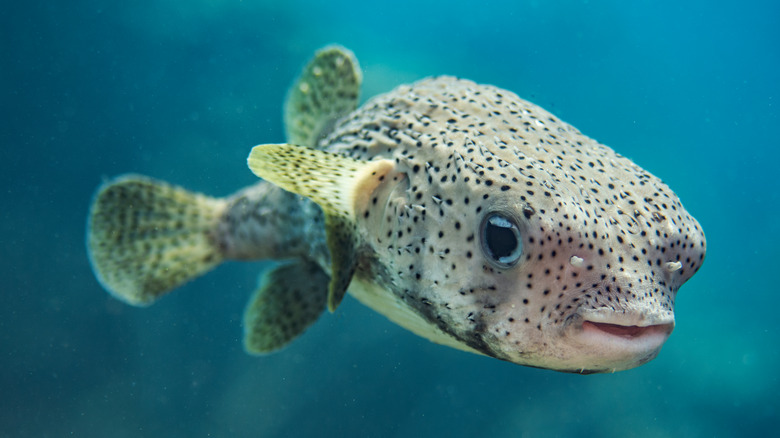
[2,0,778,436]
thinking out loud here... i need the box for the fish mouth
[575,306,674,340]
[560,310,675,372]
[576,311,674,346]
[581,320,674,339]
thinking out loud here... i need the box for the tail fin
[86,174,228,306]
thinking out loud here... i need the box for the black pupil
[486,221,517,259]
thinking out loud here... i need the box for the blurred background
[2,0,777,436]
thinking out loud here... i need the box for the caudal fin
[86,174,227,306]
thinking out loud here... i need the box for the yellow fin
[86,175,227,306]
[243,261,329,354]
[247,144,395,311]
[247,144,394,218]
[284,45,361,148]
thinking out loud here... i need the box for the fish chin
[555,312,674,373]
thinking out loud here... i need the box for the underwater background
[2,0,778,436]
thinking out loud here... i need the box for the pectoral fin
[247,144,395,311]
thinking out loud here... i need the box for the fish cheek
[336,168,414,317]
[357,170,411,249]
[457,233,559,359]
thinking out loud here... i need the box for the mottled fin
[323,214,356,311]
[247,144,395,218]
[247,144,395,311]
[87,175,227,306]
[243,261,329,354]
[284,45,361,148]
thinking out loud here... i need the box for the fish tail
[86,174,228,306]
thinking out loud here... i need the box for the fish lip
[561,309,675,369]
[573,306,675,332]
[564,311,675,339]
[580,320,674,339]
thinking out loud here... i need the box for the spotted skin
[87,48,705,373]
[311,76,706,372]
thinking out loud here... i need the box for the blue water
[2,0,778,436]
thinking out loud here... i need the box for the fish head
[343,77,706,373]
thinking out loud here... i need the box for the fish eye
[480,212,523,268]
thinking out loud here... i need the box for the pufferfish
[87,46,706,373]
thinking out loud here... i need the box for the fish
[87,45,706,373]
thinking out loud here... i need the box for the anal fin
[243,260,329,354]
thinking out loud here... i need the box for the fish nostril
[665,261,682,272]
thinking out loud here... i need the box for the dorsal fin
[247,143,395,311]
[284,45,361,148]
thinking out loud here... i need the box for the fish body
[88,46,705,373]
